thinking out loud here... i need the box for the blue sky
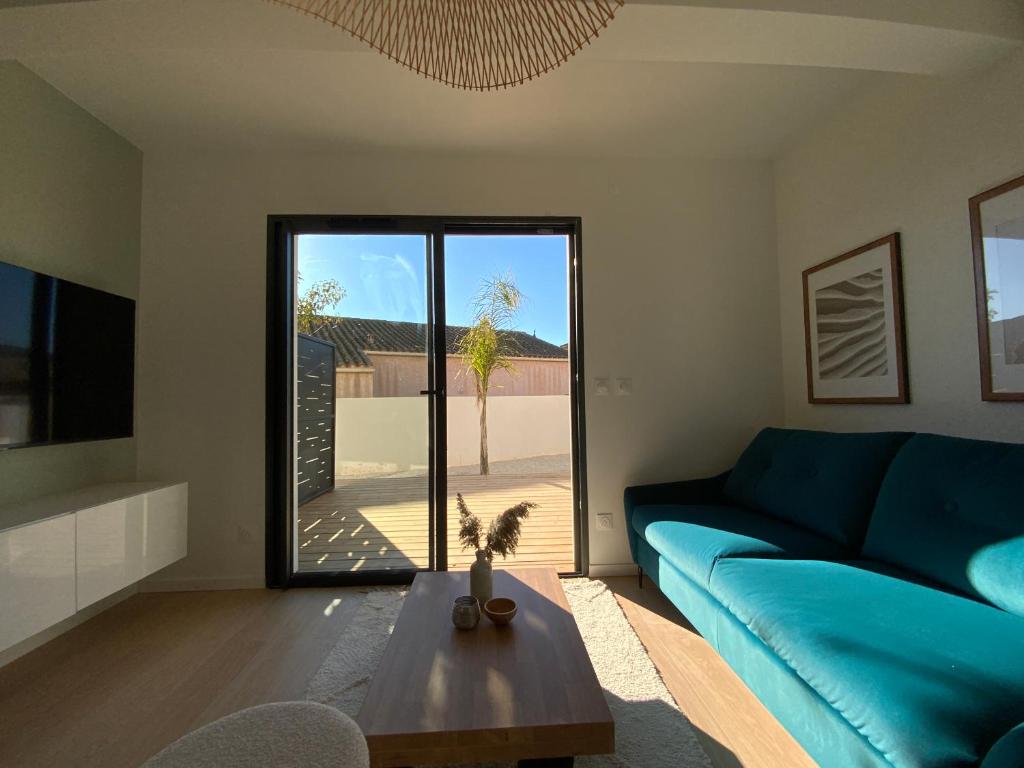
[297,234,570,345]
[985,235,1024,321]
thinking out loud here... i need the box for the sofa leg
[638,566,644,590]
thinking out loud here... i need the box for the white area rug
[306,579,712,767]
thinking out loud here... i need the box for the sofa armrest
[622,471,731,561]
[981,723,1024,768]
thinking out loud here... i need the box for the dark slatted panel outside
[296,334,336,505]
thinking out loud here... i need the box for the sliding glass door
[266,217,586,587]
[443,234,576,572]
[293,233,435,574]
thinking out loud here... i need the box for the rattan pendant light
[269,0,625,91]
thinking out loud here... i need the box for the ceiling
[1,0,1022,159]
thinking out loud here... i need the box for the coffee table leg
[518,758,574,767]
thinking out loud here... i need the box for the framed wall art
[802,233,908,404]
[971,172,1024,401]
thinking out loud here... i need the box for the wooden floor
[604,577,815,768]
[0,578,812,768]
[298,473,576,573]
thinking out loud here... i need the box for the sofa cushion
[863,433,1024,616]
[630,503,847,589]
[723,427,910,548]
[710,558,1024,768]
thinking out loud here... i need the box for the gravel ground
[447,453,570,476]
[337,453,570,480]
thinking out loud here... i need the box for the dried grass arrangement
[457,493,537,560]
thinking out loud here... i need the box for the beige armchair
[142,702,369,768]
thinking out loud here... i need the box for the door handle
[419,388,445,396]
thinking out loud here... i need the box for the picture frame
[802,233,908,404]
[970,172,1024,402]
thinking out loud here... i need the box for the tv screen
[0,260,135,449]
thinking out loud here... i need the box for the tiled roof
[307,316,568,368]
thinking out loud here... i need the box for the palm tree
[457,275,523,476]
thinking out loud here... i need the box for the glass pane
[294,234,431,573]
[444,234,575,571]
[981,185,1024,393]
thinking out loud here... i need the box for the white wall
[335,395,570,476]
[0,62,142,507]
[775,49,1024,443]
[138,151,782,586]
[445,396,569,469]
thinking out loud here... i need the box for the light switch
[594,378,610,396]
[615,378,632,395]
[596,514,614,530]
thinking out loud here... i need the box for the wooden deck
[297,473,576,573]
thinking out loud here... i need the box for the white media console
[0,481,188,654]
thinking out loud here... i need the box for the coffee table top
[357,568,614,767]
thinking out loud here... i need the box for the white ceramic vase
[470,549,493,606]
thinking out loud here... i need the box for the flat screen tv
[0,260,135,449]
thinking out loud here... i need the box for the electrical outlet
[596,513,614,531]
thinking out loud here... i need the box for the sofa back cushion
[862,433,1024,616]
[724,427,911,548]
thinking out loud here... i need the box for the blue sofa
[624,428,1024,768]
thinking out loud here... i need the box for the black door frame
[266,215,587,587]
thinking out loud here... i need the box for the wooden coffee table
[357,568,615,767]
